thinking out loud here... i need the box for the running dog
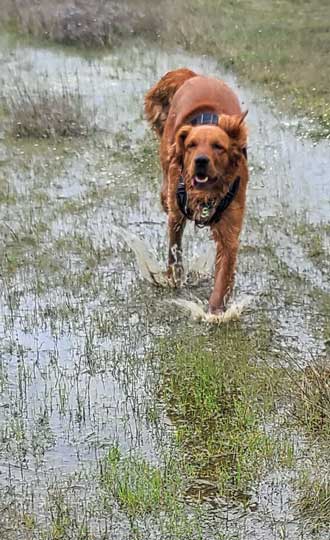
[144,69,248,315]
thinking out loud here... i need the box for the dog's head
[173,112,248,191]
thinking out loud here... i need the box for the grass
[155,302,330,524]
[319,293,330,350]
[287,360,330,438]
[166,0,330,138]
[100,446,181,518]
[158,327,285,499]
[45,484,92,540]
[1,0,330,137]
[99,447,230,539]
[0,31,330,537]
[4,77,95,139]
[1,0,162,48]
[295,469,330,528]
[293,220,330,275]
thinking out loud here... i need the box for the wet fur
[144,68,249,314]
[144,68,196,138]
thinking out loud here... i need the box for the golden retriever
[145,68,248,315]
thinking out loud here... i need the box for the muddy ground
[0,32,329,539]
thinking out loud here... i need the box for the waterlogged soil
[0,33,329,539]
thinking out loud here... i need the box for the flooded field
[0,33,329,539]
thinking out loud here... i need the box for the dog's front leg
[167,214,186,286]
[208,232,239,315]
[165,159,186,287]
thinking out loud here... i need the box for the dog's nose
[195,155,210,168]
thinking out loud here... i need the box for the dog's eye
[187,142,197,149]
[212,143,224,151]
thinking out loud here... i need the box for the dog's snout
[195,155,210,168]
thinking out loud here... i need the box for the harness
[190,112,219,126]
[176,111,245,228]
[177,174,241,228]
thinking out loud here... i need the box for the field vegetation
[1,0,330,136]
[0,1,329,538]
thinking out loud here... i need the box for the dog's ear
[173,125,192,166]
[237,109,248,125]
[219,111,248,163]
[219,111,248,149]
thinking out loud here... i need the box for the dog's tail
[144,68,197,138]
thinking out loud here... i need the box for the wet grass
[319,293,330,350]
[293,219,330,276]
[101,446,181,518]
[98,445,235,539]
[0,172,329,537]
[4,77,95,139]
[1,0,330,137]
[1,0,162,48]
[1,34,330,539]
[284,354,330,440]
[295,468,330,528]
[158,328,290,499]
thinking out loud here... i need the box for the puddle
[0,32,329,539]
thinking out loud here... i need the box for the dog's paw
[207,304,225,316]
[167,265,185,288]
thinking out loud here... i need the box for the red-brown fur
[144,68,197,138]
[144,68,249,314]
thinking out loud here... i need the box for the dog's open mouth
[193,175,217,188]
[194,174,208,184]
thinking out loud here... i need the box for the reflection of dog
[145,69,248,315]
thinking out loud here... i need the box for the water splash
[115,226,214,287]
[169,297,250,324]
[189,243,215,281]
[114,226,169,286]
[115,227,250,323]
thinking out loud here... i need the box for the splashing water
[114,226,214,287]
[169,297,251,324]
[115,226,249,323]
[114,226,169,286]
[189,243,215,281]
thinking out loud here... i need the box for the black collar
[176,175,240,228]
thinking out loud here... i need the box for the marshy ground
[0,3,330,539]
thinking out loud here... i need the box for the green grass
[99,447,217,538]
[101,446,182,518]
[163,0,330,138]
[158,326,287,499]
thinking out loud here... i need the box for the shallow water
[0,32,329,539]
